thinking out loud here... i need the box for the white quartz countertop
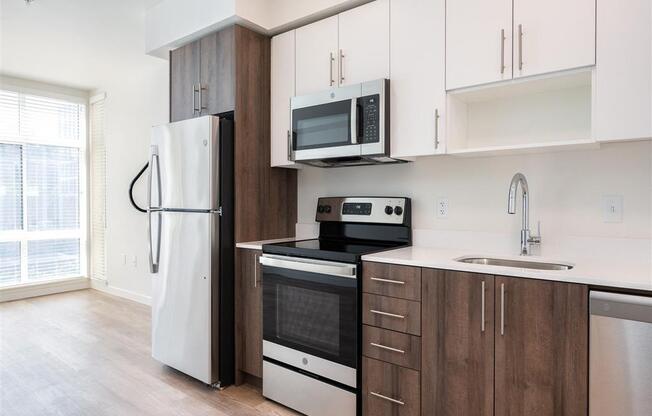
[362,246,652,292]
[236,237,298,251]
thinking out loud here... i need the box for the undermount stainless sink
[456,256,573,271]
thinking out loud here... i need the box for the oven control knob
[317,205,325,213]
[324,205,332,213]
[394,206,403,216]
[384,205,394,215]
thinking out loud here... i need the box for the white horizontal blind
[0,88,86,286]
[90,96,107,281]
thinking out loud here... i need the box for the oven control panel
[358,94,380,144]
[316,197,410,225]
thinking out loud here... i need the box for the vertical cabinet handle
[199,84,206,111]
[434,109,440,150]
[518,24,524,71]
[253,253,259,288]
[339,49,345,84]
[500,28,506,74]
[481,280,486,332]
[500,283,505,336]
[192,84,199,114]
[329,52,335,86]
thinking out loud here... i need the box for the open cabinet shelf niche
[445,69,597,156]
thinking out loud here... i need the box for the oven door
[291,84,362,161]
[261,255,358,372]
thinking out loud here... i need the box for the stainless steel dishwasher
[590,291,652,416]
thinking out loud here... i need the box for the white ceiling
[0,0,164,91]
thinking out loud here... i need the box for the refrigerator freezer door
[150,116,220,211]
[151,211,217,385]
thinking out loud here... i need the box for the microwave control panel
[359,94,380,144]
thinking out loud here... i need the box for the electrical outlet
[602,195,623,223]
[131,255,138,268]
[436,197,449,219]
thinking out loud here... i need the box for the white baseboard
[0,277,90,303]
[90,279,151,305]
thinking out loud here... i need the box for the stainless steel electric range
[260,197,412,416]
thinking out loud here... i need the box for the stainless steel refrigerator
[148,115,234,387]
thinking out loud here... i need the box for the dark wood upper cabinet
[494,276,588,416]
[169,41,200,122]
[421,269,495,416]
[170,27,237,122]
[199,28,235,116]
[235,248,263,379]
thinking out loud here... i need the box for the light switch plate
[602,195,623,223]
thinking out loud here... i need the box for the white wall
[1,0,168,303]
[298,141,652,258]
[145,0,372,56]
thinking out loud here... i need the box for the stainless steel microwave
[290,79,405,167]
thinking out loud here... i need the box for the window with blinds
[0,88,87,286]
[90,95,106,282]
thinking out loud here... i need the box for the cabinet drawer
[362,294,421,336]
[362,325,420,370]
[363,357,420,416]
[363,262,421,301]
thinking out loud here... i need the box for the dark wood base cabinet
[363,357,420,416]
[235,248,262,381]
[421,269,589,416]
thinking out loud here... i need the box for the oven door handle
[259,255,357,279]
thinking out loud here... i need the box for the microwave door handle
[350,99,358,144]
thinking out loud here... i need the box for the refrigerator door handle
[148,145,162,209]
[148,144,162,274]
[149,210,161,273]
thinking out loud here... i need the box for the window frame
[0,82,89,285]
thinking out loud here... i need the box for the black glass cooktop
[263,238,407,263]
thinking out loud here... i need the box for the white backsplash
[297,140,652,266]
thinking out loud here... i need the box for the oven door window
[263,266,357,368]
[292,100,352,150]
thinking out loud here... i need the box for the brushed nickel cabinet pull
[192,84,199,113]
[481,280,486,332]
[370,309,405,319]
[253,253,258,288]
[435,108,440,149]
[339,49,345,84]
[500,28,506,74]
[370,392,405,406]
[329,52,335,86]
[370,277,405,285]
[500,283,505,336]
[199,84,207,110]
[518,24,524,71]
[370,342,405,354]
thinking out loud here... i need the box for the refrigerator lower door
[151,211,217,385]
[150,116,220,211]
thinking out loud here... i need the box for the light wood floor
[0,289,299,416]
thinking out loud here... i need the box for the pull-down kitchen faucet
[507,173,541,255]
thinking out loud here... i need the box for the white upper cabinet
[271,30,299,168]
[447,0,596,90]
[390,0,446,157]
[594,0,651,141]
[338,0,390,86]
[295,16,339,96]
[446,0,513,90]
[513,0,595,78]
